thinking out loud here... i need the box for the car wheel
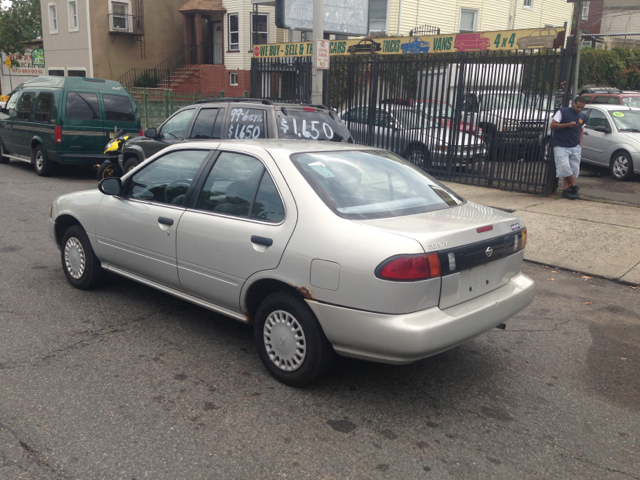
[370,45,377,54]
[610,151,634,181]
[61,225,106,290]
[33,145,55,176]
[97,160,123,180]
[405,144,430,169]
[123,157,140,173]
[0,144,9,164]
[254,292,334,387]
[348,45,356,55]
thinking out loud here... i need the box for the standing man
[550,96,589,199]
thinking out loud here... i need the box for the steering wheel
[164,179,192,205]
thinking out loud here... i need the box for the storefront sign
[254,27,566,58]
[2,50,46,76]
[31,48,45,66]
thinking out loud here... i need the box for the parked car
[517,28,561,49]
[401,38,430,54]
[380,98,481,136]
[454,33,490,52]
[340,105,486,168]
[580,91,640,108]
[581,104,640,180]
[348,39,382,55]
[0,76,141,176]
[110,99,352,177]
[50,140,535,386]
[459,91,548,156]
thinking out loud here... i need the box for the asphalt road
[1,161,639,480]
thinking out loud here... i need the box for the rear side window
[227,107,266,139]
[66,92,100,120]
[16,92,35,121]
[34,93,54,123]
[103,94,136,122]
[276,109,353,142]
[190,108,221,139]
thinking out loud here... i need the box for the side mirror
[594,126,610,134]
[98,177,122,196]
[144,127,157,138]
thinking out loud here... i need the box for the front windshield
[291,150,464,220]
[622,97,640,108]
[611,110,640,132]
[482,93,530,111]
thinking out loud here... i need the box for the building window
[48,69,64,76]
[251,13,268,47]
[228,14,239,51]
[368,0,387,34]
[68,0,78,31]
[68,69,86,77]
[48,3,58,34]
[523,0,532,9]
[230,73,238,86]
[110,0,130,31]
[582,1,590,20]
[459,9,478,33]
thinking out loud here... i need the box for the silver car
[582,104,640,180]
[50,140,535,386]
[340,105,486,168]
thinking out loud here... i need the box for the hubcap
[613,155,628,178]
[64,237,86,280]
[263,310,306,372]
[36,151,44,170]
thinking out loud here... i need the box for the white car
[50,140,535,386]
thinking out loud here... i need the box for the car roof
[584,105,639,111]
[20,75,126,91]
[161,139,377,156]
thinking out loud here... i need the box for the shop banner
[2,50,46,76]
[253,27,566,58]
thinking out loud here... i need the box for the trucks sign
[254,27,566,58]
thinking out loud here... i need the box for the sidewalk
[442,182,640,285]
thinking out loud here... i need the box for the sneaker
[562,187,578,199]
[571,185,580,196]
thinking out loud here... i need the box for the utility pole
[311,0,324,105]
[571,0,583,99]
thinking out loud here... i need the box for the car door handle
[158,216,174,226]
[251,235,273,247]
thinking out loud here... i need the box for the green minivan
[0,76,141,176]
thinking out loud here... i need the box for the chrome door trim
[104,263,248,323]
[6,153,31,164]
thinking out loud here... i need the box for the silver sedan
[582,104,640,180]
[50,140,535,386]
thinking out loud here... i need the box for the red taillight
[477,225,493,233]
[54,126,62,143]
[377,253,441,281]
[139,129,143,137]
[303,107,315,112]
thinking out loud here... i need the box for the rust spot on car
[294,286,314,299]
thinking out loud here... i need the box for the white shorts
[554,145,581,179]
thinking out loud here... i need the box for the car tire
[123,157,140,174]
[33,145,55,177]
[61,225,106,290]
[348,45,356,55]
[97,160,123,180]
[405,144,430,169]
[254,291,334,387]
[610,151,634,181]
[0,144,9,164]
[370,45,377,54]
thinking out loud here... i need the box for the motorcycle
[96,129,129,180]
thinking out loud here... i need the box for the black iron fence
[252,48,569,194]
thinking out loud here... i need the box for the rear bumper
[56,153,111,166]
[307,272,535,365]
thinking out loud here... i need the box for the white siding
[388,0,573,36]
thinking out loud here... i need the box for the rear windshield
[276,109,353,143]
[291,150,464,220]
[103,94,136,122]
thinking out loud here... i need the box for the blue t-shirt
[552,107,588,148]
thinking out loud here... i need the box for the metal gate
[252,48,569,194]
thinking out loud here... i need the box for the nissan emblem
[485,246,493,257]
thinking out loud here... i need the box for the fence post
[193,92,197,102]
[220,91,225,98]
[164,89,169,119]
[244,90,248,98]
[143,88,149,130]
[169,89,174,114]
